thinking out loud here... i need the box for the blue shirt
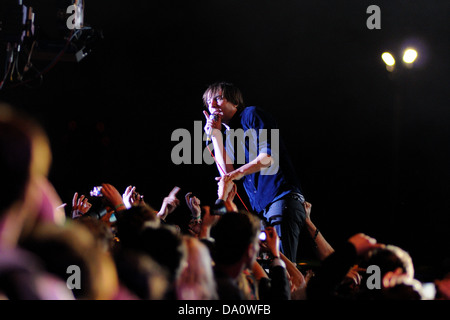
[224,106,303,215]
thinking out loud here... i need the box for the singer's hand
[215,174,236,201]
[224,170,245,182]
[203,110,222,139]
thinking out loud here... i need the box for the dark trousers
[262,193,306,262]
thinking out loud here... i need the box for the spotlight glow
[382,52,396,66]
[403,48,418,64]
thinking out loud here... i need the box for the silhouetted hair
[115,204,159,248]
[0,104,51,215]
[113,249,169,300]
[364,245,415,279]
[212,211,260,265]
[0,116,31,213]
[138,225,187,283]
[20,223,111,299]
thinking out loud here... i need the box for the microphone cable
[205,142,251,213]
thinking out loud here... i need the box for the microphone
[206,113,220,141]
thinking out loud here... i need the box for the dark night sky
[1,0,449,277]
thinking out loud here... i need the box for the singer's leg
[264,194,306,262]
[279,198,305,263]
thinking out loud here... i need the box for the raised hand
[216,175,236,201]
[71,192,92,219]
[185,192,201,218]
[123,185,145,209]
[101,183,126,211]
[203,110,222,140]
[157,186,181,220]
[303,201,312,221]
[264,226,281,259]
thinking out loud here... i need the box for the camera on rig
[0,0,101,89]
[83,186,118,222]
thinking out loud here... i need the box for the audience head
[115,204,159,248]
[0,104,64,250]
[113,249,169,300]
[0,249,74,300]
[358,244,423,299]
[212,211,261,269]
[176,235,218,300]
[76,216,115,253]
[0,103,53,206]
[20,222,119,299]
[0,106,33,214]
[138,225,187,284]
[364,244,415,280]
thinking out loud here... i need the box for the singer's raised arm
[203,110,235,175]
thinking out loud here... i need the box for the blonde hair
[175,236,218,300]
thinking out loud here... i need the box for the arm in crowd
[156,186,181,221]
[257,227,291,300]
[303,201,335,260]
[306,233,384,300]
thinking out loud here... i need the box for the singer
[202,81,306,262]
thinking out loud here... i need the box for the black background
[1,0,449,279]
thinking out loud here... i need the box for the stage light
[381,52,395,72]
[402,48,418,64]
[382,52,395,66]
